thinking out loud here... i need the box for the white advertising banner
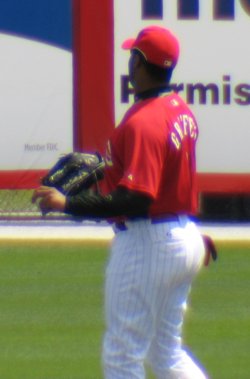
[114,0,250,174]
[0,33,73,170]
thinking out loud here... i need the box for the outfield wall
[0,0,249,196]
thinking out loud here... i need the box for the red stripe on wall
[72,0,115,155]
[0,170,250,192]
[0,170,48,189]
[197,173,250,194]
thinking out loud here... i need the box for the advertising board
[0,0,72,187]
[0,0,249,193]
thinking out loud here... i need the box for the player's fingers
[33,187,65,213]
[31,190,39,203]
[38,195,52,214]
[32,186,53,203]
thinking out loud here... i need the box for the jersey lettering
[170,114,198,150]
[171,132,181,150]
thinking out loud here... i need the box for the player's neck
[135,85,171,102]
[134,76,168,94]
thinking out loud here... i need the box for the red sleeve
[118,121,166,199]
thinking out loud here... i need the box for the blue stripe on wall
[0,0,72,50]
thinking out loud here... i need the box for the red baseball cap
[122,25,180,69]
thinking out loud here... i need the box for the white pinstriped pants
[102,218,208,379]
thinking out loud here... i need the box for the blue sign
[142,0,240,20]
[0,0,72,50]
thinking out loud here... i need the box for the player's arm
[32,186,152,218]
[65,186,151,218]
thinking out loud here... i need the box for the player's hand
[32,186,66,214]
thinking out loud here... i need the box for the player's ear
[133,51,147,71]
[133,53,141,69]
[128,51,144,87]
[129,51,142,71]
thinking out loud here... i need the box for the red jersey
[103,92,199,216]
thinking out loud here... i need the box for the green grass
[183,242,250,379]
[0,241,249,379]
[0,242,106,379]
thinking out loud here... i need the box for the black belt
[115,222,128,231]
[115,215,179,232]
[151,215,179,224]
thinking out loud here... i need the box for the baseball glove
[41,152,105,195]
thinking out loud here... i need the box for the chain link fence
[0,190,66,220]
[0,190,37,219]
[200,194,250,222]
[0,190,250,221]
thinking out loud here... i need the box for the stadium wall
[0,0,249,204]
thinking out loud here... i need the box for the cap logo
[164,60,172,67]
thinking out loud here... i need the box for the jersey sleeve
[118,120,166,199]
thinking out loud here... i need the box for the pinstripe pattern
[103,218,208,378]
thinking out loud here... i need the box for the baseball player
[33,26,209,379]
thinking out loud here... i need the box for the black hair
[133,50,173,84]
